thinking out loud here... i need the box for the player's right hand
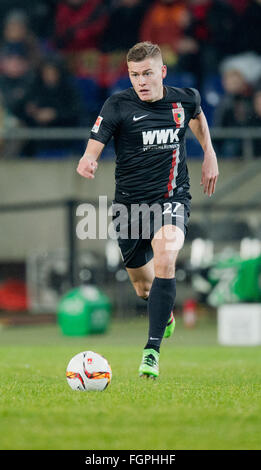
[77,157,98,179]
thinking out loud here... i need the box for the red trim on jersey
[165,148,177,198]
[164,103,179,198]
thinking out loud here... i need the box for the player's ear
[162,65,167,79]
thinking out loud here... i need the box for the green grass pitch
[0,316,260,450]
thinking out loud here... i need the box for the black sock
[144,277,176,351]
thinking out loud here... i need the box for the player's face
[128,57,167,102]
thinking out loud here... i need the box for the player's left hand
[200,151,219,197]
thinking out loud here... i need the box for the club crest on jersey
[172,107,184,127]
[92,116,103,133]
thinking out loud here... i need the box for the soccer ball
[66,351,112,391]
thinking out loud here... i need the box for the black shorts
[112,194,191,269]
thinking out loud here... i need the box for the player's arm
[77,139,104,179]
[77,95,120,179]
[189,111,219,197]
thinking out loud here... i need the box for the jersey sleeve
[190,88,202,118]
[89,95,121,145]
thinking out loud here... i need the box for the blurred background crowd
[0,0,261,158]
[0,0,261,320]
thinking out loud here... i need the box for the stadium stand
[0,0,261,315]
[0,0,260,159]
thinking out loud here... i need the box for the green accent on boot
[139,348,159,378]
[164,312,176,338]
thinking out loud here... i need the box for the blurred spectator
[213,53,261,157]
[220,53,261,92]
[22,55,85,156]
[0,1,57,41]
[235,0,261,55]
[0,94,22,158]
[25,0,58,41]
[227,0,250,15]
[101,0,150,53]
[0,44,33,157]
[0,9,42,68]
[247,88,261,157]
[139,0,199,74]
[54,0,109,52]
[188,0,211,43]
[0,44,33,121]
[189,0,238,77]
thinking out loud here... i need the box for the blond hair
[127,41,162,63]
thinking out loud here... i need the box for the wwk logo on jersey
[92,116,103,133]
[142,128,180,146]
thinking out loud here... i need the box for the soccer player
[77,41,219,379]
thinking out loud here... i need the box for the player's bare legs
[148,223,182,345]
[126,258,154,300]
[138,225,183,377]
[126,224,183,296]
[134,225,183,378]
[152,224,184,277]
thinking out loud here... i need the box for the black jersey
[90,85,201,204]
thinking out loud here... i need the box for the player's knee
[154,253,176,278]
[133,280,151,300]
